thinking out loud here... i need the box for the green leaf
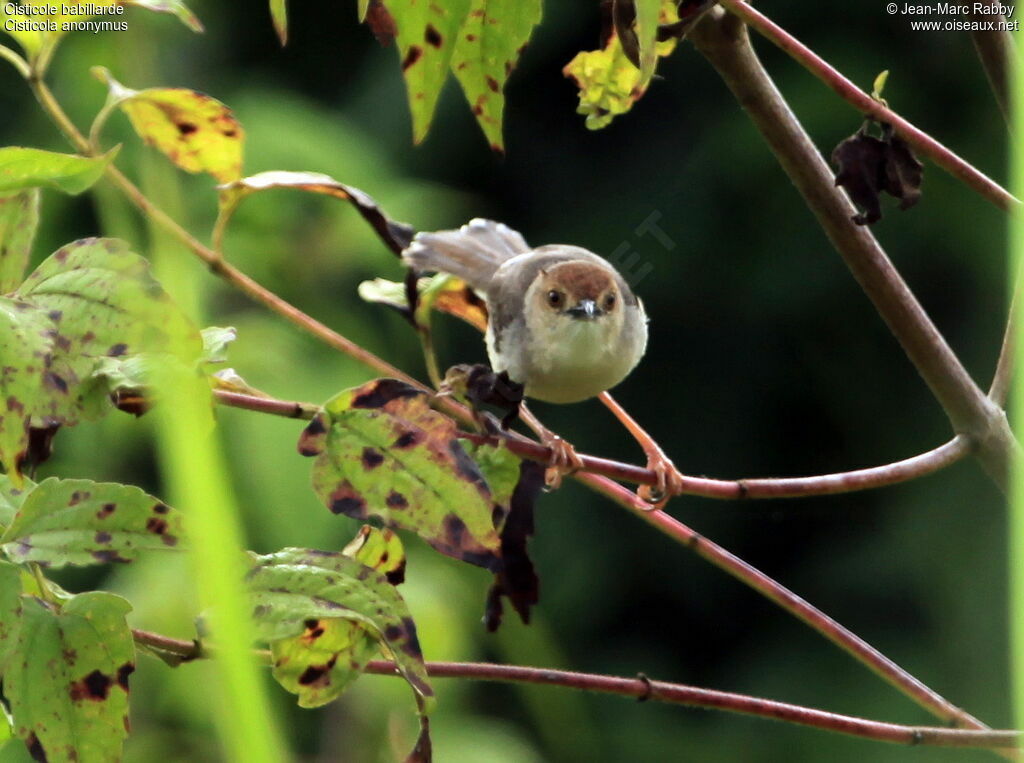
[450,0,541,152]
[5,591,134,763]
[385,0,472,142]
[0,297,59,483]
[268,527,406,708]
[0,190,39,293]
[0,147,119,195]
[461,439,520,518]
[119,0,204,32]
[0,560,23,672]
[270,0,287,44]
[634,0,661,84]
[94,68,244,182]
[563,0,680,130]
[0,5,49,59]
[298,378,502,570]
[1,478,183,567]
[358,0,369,21]
[0,473,34,530]
[248,546,433,705]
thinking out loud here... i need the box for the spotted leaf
[0,473,34,531]
[15,237,202,421]
[248,546,433,706]
[0,147,119,196]
[94,68,244,182]
[449,0,541,152]
[382,0,472,143]
[563,0,680,130]
[0,560,22,673]
[0,190,39,294]
[0,478,185,567]
[298,378,502,570]
[5,591,134,763]
[268,528,406,708]
[0,297,69,484]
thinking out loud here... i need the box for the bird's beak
[566,299,601,320]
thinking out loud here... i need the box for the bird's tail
[402,218,530,291]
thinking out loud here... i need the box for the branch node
[635,672,654,702]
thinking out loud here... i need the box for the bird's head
[532,261,621,323]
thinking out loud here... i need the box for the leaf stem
[0,44,30,79]
[716,0,1019,212]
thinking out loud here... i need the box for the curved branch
[128,630,1018,749]
[214,390,970,499]
[690,8,1016,491]
[716,0,1018,212]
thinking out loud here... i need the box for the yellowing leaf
[268,527,408,708]
[95,69,244,182]
[450,0,541,152]
[297,378,502,570]
[563,0,680,130]
[384,0,472,143]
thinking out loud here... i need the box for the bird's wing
[402,218,530,291]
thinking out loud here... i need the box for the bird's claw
[637,455,685,510]
[542,434,583,491]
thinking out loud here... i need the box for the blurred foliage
[0,1,1011,761]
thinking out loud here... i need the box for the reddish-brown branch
[366,661,1018,748]
[965,7,1015,123]
[574,472,995,733]
[214,389,970,499]
[128,630,1018,749]
[716,0,1019,212]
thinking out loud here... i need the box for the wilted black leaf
[832,121,924,225]
[485,459,543,631]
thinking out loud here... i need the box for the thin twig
[364,660,1019,749]
[128,630,1019,749]
[574,471,996,734]
[214,389,970,499]
[690,8,1016,490]
[0,44,30,79]
[716,0,1019,212]
[990,283,1018,407]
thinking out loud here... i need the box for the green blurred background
[0,3,1011,761]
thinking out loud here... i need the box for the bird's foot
[541,432,583,491]
[637,452,685,510]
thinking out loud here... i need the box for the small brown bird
[404,218,680,501]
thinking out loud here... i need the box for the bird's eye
[604,293,616,311]
[547,290,564,308]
